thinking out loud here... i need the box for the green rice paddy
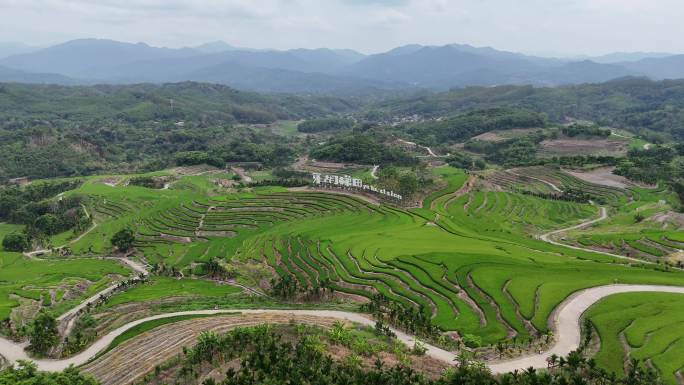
[587,292,684,385]
[105,276,242,307]
[4,165,684,380]
[0,251,128,319]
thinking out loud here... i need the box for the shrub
[461,333,482,348]
[2,233,30,252]
[111,228,135,252]
[28,311,58,355]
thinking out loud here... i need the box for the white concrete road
[539,206,656,265]
[2,285,684,373]
[2,200,683,374]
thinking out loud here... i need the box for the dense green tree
[401,108,546,146]
[111,228,135,252]
[146,324,663,385]
[0,361,98,385]
[128,176,166,189]
[561,123,611,138]
[614,146,676,184]
[0,83,351,180]
[28,311,59,355]
[370,78,684,140]
[1,232,30,251]
[33,214,60,236]
[174,151,214,166]
[311,135,417,166]
[446,152,484,170]
[398,174,418,198]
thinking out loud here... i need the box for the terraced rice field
[11,167,683,383]
[134,191,374,267]
[490,166,682,263]
[82,313,347,385]
[104,276,242,307]
[0,251,129,320]
[575,230,684,263]
[204,170,684,346]
[487,170,558,195]
[497,166,635,206]
[586,292,684,385]
[64,171,683,348]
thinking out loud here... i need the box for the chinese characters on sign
[312,173,402,200]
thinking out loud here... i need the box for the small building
[8,177,30,186]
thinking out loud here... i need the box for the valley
[1,71,684,385]
[1,156,683,384]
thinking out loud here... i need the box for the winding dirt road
[370,165,379,180]
[2,284,683,374]
[488,284,684,372]
[230,167,253,183]
[397,138,438,157]
[2,201,683,375]
[539,206,655,265]
[59,257,148,337]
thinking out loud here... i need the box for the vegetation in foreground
[1,77,684,384]
[1,164,682,383]
[136,324,663,385]
[0,361,97,385]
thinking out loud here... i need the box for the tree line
[399,108,547,146]
[310,134,418,166]
[0,82,354,180]
[614,145,684,209]
[369,78,684,141]
[0,180,88,252]
[298,117,355,133]
[561,124,611,138]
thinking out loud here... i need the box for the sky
[1,0,683,56]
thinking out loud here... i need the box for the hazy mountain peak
[0,38,199,79]
[590,52,676,64]
[2,38,684,93]
[193,41,236,53]
[385,44,425,56]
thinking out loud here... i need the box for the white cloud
[1,0,683,55]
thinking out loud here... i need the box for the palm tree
[566,350,584,371]
[548,353,558,369]
[496,341,506,359]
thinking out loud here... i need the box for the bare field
[539,138,627,157]
[471,128,541,142]
[563,167,629,189]
[82,314,346,385]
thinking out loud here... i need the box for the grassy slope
[229,169,684,345]
[587,292,684,384]
[0,252,128,320]
[7,166,684,382]
[105,277,242,307]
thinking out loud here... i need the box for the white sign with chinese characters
[311,173,402,200]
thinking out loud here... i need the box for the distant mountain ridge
[0,42,40,59]
[0,65,77,84]
[1,39,683,94]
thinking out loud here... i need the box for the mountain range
[1,39,683,94]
